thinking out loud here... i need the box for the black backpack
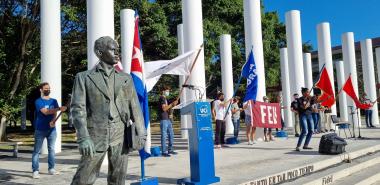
[319,133,347,154]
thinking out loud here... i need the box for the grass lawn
[1,120,247,151]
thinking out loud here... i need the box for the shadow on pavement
[0,169,34,184]
[285,150,320,155]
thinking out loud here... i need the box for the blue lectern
[177,101,220,185]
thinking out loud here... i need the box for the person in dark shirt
[295,88,315,151]
[159,86,178,157]
[291,93,300,137]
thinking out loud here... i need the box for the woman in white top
[212,92,232,148]
[243,100,256,145]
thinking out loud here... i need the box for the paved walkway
[1,127,380,185]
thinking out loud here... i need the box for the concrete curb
[303,154,380,185]
[356,172,380,185]
[238,144,380,185]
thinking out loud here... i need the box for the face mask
[43,90,50,96]
[164,91,170,97]
[220,98,224,101]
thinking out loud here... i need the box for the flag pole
[223,75,243,120]
[223,45,254,120]
[176,44,204,101]
[337,73,351,96]
[310,63,326,94]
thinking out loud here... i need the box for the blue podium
[177,101,220,185]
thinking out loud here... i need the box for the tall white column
[285,10,305,95]
[317,22,337,115]
[280,48,293,128]
[182,0,206,100]
[375,48,380,85]
[244,0,265,140]
[303,53,313,94]
[87,0,114,69]
[177,24,189,139]
[361,39,379,126]
[120,9,135,74]
[220,34,234,134]
[377,47,380,115]
[41,0,62,153]
[335,61,349,121]
[243,0,266,101]
[87,0,114,165]
[342,32,361,128]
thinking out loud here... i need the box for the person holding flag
[212,92,232,148]
[295,88,315,151]
[158,86,178,156]
[226,48,258,145]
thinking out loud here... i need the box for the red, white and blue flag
[130,14,151,160]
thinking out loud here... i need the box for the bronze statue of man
[70,36,146,185]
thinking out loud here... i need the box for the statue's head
[94,36,120,65]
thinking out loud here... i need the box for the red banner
[250,101,282,128]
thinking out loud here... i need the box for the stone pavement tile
[1,128,380,185]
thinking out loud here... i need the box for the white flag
[144,49,198,92]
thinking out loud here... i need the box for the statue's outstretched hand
[79,138,95,158]
[136,135,146,150]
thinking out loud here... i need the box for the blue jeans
[365,109,373,127]
[297,113,314,147]
[160,119,174,154]
[232,118,240,139]
[32,129,56,172]
[312,113,320,132]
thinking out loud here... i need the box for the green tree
[0,0,312,131]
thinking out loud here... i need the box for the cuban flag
[130,14,151,160]
[241,49,258,102]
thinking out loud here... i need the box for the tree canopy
[0,0,311,122]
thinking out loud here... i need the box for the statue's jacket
[70,65,146,153]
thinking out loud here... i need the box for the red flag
[342,76,372,110]
[315,67,335,107]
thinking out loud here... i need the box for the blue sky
[263,0,380,50]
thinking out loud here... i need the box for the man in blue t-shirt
[32,82,66,179]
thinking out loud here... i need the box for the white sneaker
[248,141,253,145]
[48,169,60,175]
[252,140,257,144]
[32,171,40,179]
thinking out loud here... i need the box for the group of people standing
[210,87,339,151]
[212,92,284,148]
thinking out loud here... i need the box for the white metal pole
[285,10,305,96]
[342,32,361,128]
[243,0,266,140]
[317,22,337,115]
[120,9,135,74]
[220,34,234,134]
[41,0,62,154]
[335,61,349,121]
[361,39,379,126]
[280,48,293,128]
